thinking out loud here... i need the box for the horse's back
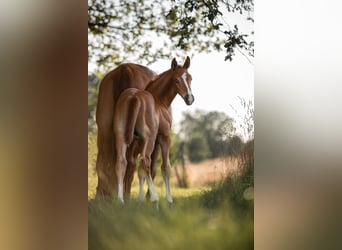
[116,88,156,119]
[96,63,156,126]
[95,63,156,151]
[116,88,158,140]
[118,87,154,102]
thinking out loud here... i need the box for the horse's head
[171,56,194,105]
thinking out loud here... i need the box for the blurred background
[88,1,254,249]
[0,0,341,250]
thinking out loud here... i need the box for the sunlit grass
[88,164,209,201]
[89,189,253,250]
[88,171,253,250]
[88,132,253,249]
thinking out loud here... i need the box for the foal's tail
[125,96,140,145]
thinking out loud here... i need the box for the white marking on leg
[162,161,173,203]
[118,183,124,203]
[138,167,146,202]
[116,143,127,204]
[146,176,159,202]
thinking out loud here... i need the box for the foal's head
[170,56,194,105]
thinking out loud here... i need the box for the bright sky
[89,51,254,139]
[149,52,254,134]
[88,6,254,139]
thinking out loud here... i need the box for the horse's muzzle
[184,94,194,105]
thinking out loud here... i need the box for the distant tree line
[178,109,245,162]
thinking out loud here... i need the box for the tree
[187,132,211,162]
[88,0,254,70]
[180,109,236,161]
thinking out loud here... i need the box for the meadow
[88,133,254,250]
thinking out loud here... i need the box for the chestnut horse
[95,63,157,196]
[114,57,194,203]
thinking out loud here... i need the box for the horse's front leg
[159,135,173,203]
[150,143,160,180]
[138,139,159,203]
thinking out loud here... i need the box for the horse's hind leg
[124,141,140,197]
[95,127,117,197]
[138,158,159,202]
[115,142,128,204]
[139,140,159,203]
[160,135,173,203]
[137,165,146,202]
[146,143,160,199]
[151,143,160,180]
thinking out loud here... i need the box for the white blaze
[181,72,192,96]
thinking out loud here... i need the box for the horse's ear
[171,58,178,71]
[183,56,190,69]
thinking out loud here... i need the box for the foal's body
[113,57,194,203]
[114,88,160,202]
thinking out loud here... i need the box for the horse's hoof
[118,198,125,205]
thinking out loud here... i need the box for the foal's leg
[115,141,128,204]
[160,135,173,203]
[137,164,146,202]
[139,140,159,202]
[151,143,160,180]
[138,158,159,202]
[124,140,140,196]
[146,143,160,199]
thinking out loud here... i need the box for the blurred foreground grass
[89,177,253,250]
[88,132,253,249]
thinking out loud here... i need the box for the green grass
[89,180,253,250]
[88,132,253,249]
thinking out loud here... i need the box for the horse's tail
[125,95,140,145]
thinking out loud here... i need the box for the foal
[114,57,194,204]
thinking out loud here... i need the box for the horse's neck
[147,71,177,107]
[146,73,174,134]
[158,107,172,134]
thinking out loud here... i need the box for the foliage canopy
[88,0,254,70]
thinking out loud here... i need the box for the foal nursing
[114,57,194,204]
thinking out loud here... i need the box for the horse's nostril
[184,94,194,105]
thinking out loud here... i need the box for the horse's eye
[175,79,180,85]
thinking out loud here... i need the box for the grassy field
[88,133,254,249]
